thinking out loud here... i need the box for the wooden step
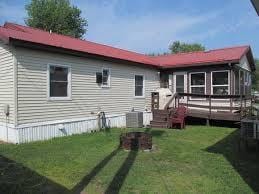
[150,123,168,128]
[153,115,168,121]
[150,120,168,128]
[153,109,169,115]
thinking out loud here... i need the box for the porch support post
[206,119,210,126]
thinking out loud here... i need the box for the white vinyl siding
[15,47,159,125]
[0,41,14,124]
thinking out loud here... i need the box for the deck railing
[175,93,253,119]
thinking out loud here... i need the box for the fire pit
[120,132,152,150]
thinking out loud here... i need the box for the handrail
[177,93,252,99]
[164,93,178,110]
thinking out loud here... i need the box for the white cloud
[75,0,220,53]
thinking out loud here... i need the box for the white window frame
[189,72,206,99]
[134,74,145,98]
[101,68,111,88]
[47,64,72,101]
[211,70,230,95]
[173,72,187,93]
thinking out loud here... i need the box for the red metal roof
[0,22,254,69]
[153,46,251,68]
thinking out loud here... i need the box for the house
[0,22,255,143]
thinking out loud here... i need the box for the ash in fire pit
[120,132,152,150]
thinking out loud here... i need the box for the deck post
[209,95,211,120]
[240,94,243,120]
[244,97,246,114]
[230,97,233,113]
[206,119,210,126]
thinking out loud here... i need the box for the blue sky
[1,0,259,57]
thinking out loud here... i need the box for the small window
[135,75,144,97]
[212,71,229,95]
[190,72,205,95]
[48,65,71,100]
[102,68,110,87]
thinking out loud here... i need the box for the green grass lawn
[0,126,259,194]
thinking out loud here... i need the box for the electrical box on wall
[96,72,102,84]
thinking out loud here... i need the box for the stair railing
[164,93,178,110]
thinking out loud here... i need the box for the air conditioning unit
[126,111,143,128]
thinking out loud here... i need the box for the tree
[25,0,87,39]
[169,41,205,54]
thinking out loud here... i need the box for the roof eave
[9,38,161,69]
[0,32,10,44]
[159,60,239,69]
[243,46,256,71]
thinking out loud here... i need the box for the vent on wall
[126,112,143,128]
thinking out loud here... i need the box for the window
[190,72,205,95]
[48,65,71,100]
[175,74,184,93]
[212,71,229,95]
[135,75,144,97]
[102,68,110,87]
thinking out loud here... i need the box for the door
[173,72,187,103]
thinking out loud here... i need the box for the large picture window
[212,71,229,95]
[190,72,205,95]
[48,65,71,100]
[135,75,144,97]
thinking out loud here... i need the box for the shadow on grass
[1,128,159,194]
[206,129,259,193]
[0,155,69,194]
[0,146,123,194]
[105,150,138,194]
[186,117,240,128]
[71,146,121,194]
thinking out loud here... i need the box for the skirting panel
[0,122,18,143]
[12,112,152,143]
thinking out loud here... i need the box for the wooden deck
[151,92,253,123]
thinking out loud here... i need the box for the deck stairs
[150,109,171,128]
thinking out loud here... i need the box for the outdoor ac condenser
[126,111,143,128]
